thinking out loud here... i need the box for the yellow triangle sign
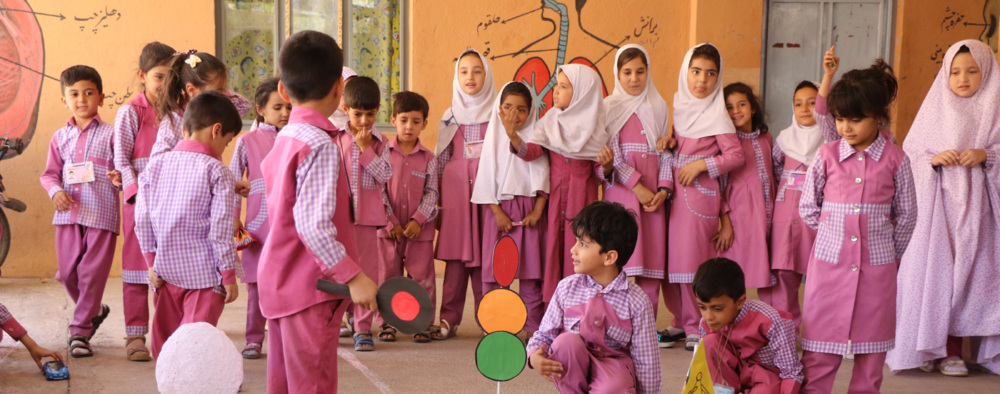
[682,338,716,394]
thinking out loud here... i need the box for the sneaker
[939,356,969,377]
[685,335,700,351]
[658,327,686,348]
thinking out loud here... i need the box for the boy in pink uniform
[112,41,175,361]
[257,30,378,393]
[798,60,917,393]
[229,77,290,359]
[39,65,119,358]
[134,91,243,358]
[379,91,440,342]
[526,201,660,393]
[333,76,394,348]
[694,258,803,394]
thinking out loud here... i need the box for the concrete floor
[1,275,998,393]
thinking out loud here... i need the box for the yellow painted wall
[1,1,216,278]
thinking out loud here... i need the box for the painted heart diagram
[0,0,44,159]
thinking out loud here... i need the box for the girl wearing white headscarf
[472,82,550,333]
[432,49,497,340]
[666,43,744,348]
[888,39,1000,376]
[505,63,609,302]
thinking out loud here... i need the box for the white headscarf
[605,44,670,151]
[435,49,496,155]
[472,82,551,204]
[672,43,736,139]
[329,67,358,129]
[529,64,610,160]
[776,81,823,165]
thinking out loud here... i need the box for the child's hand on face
[52,191,74,212]
[223,283,239,304]
[530,345,564,382]
[931,150,960,167]
[959,149,987,167]
[403,219,421,239]
[597,146,614,176]
[354,125,373,152]
[234,180,251,197]
[107,170,122,188]
[823,45,839,76]
[500,106,522,135]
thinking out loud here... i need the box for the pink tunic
[798,135,917,355]
[600,114,670,279]
[436,122,489,266]
[769,147,816,274]
[516,142,599,301]
[720,130,775,288]
[666,134,744,282]
[481,195,546,282]
[114,93,160,283]
[229,124,278,283]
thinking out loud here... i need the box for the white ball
[155,322,243,394]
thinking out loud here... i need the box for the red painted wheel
[0,1,45,159]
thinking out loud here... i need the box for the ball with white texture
[155,322,243,394]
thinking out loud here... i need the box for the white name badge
[65,162,95,185]
[464,140,484,159]
[786,170,807,191]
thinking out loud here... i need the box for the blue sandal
[353,332,374,352]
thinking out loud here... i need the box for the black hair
[571,201,638,272]
[723,82,767,133]
[692,258,746,302]
[499,82,533,109]
[182,90,243,137]
[827,58,897,123]
[392,91,430,119]
[253,77,281,123]
[794,80,819,95]
[139,41,176,73]
[343,76,380,110]
[61,65,103,95]
[690,44,721,72]
[617,47,648,70]
[278,30,343,102]
[156,52,227,123]
[957,45,971,54]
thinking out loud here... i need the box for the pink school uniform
[229,122,278,346]
[258,107,361,392]
[39,115,120,339]
[472,81,550,333]
[114,92,160,338]
[134,139,238,358]
[798,134,916,393]
[601,45,675,314]
[700,299,804,393]
[720,129,775,288]
[435,49,497,329]
[520,64,610,302]
[378,137,439,315]
[526,273,660,393]
[150,92,251,157]
[334,124,392,333]
[667,44,745,336]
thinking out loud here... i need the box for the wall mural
[934,1,999,64]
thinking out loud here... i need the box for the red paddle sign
[316,276,432,334]
[492,236,519,288]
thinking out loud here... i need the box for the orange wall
[1,1,216,277]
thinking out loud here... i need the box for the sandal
[939,356,969,377]
[89,304,110,340]
[378,324,397,342]
[242,343,263,359]
[353,332,374,351]
[919,359,936,373]
[413,329,431,343]
[430,319,457,341]
[125,335,151,361]
[340,313,355,338]
[69,335,93,358]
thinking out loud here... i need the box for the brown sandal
[125,335,151,361]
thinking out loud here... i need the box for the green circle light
[475,331,526,381]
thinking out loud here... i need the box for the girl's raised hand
[823,45,839,76]
[597,146,614,176]
[958,149,987,167]
[931,150,960,167]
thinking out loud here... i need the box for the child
[332,76,393,348]
[889,39,1000,376]
[257,30,378,392]
[596,44,684,347]
[507,64,610,304]
[229,77,289,359]
[471,81,549,336]
[526,201,659,393]
[112,41,175,362]
[150,51,251,157]
[667,43,745,351]
[757,80,822,331]
[379,91,440,342]
[798,59,917,393]
[1,302,63,371]
[134,91,243,359]
[39,65,119,358]
[693,258,803,393]
[432,49,496,340]
[719,82,774,290]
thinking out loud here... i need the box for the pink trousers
[245,283,266,344]
[635,277,684,329]
[267,300,348,393]
[802,351,885,394]
[54,224,116,337]
[352,226,380,333]
[757,270,802,332]
[150,283,224,359]
[378,237,435,328]
[439,261,485,326]
[548,332,636,393]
